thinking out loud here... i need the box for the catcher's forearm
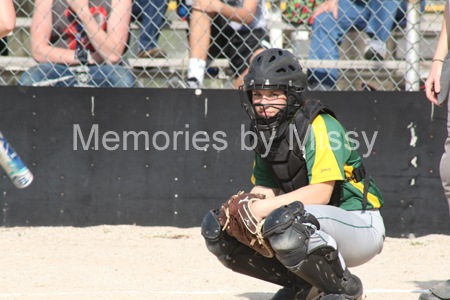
[250,181,335,221]
[250,185,280,198]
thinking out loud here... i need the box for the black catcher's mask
[240,48,308,141]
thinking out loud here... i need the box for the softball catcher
[201,48,385,300]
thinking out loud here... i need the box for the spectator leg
[309,11,338,88]
[17,64,76,87]
[188,10,215,85]
[234,47,266,89]
[89,65,135,87]
[366,0,401,42]
[308,13,342,88]
[132,0,168,52]
[308,0,367,89]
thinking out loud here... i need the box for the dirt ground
[0,226,448,300]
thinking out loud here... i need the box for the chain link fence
[0,0,445,90]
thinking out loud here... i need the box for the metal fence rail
[1,0,445,90]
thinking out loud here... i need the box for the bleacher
[0,0,444,90]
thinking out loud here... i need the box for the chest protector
[252,100,342,207]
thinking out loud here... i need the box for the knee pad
[263,202,362,299]
[201,209,232,258]
[291,247,363,298]
[263,201,320,267]
[201,209,299,287]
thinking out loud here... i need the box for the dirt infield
[0,226,449,300]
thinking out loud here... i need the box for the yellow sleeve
[308,115,345,184]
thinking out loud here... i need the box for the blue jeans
[132,0,168,52]
[308,0,402,88]
[18,63,135,87]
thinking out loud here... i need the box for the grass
[410,241,424,246]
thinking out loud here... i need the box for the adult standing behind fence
[132,0,168,58]
[186,0,271,89]
[308,0,403,91]
[0,0,16,38]
[18,0,134,87]
[420,1,450,299]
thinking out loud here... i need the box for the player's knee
[201,209,232,258]
[263,201,319,266]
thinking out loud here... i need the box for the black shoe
[271,286,298,300]
[419,279,450,300]
[320,295,346,300]
[320,274,363,300]
[271,277,314,300]
[419,291,440,300]
[271,286,314,300]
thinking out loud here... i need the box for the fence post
[405,0,421,91]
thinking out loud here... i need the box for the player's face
[252,90,287,118]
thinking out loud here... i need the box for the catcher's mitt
[219,191,274,258]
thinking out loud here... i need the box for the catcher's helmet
[240,48,308,140]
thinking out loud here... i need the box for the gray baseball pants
[305,205,385,268]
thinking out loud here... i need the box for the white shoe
[363,39,387,61]
[186,77,201,89]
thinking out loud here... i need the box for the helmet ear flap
[287,92,301,108]
[287,93,298,104]
[246,91,253,103]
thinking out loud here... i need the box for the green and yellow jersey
[251,113,384,211]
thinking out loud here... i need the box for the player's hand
[425,60,444,106]
[67,0,90,16]
[248,198,266,222]
[311,0,339,20]
[193,0,222,13]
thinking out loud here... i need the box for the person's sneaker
[137,48,166,59]
[168,77,186,88]
[186,77,201,89]
[320,274,364,300]
[419,279,450,300]
[359,82,377,91]
[363,39,387,61]
[271,285,315,300]
[173,77,202,89]
[270,277,320,300]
